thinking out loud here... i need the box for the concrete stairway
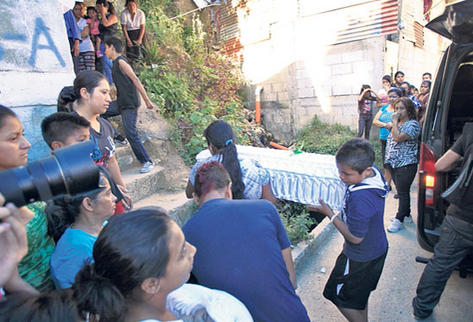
[114,135,195,226]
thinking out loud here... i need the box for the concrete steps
[114,134,194,226]
[133,191,196,226]
[120,165,166,201]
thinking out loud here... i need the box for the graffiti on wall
[0,0,72,72]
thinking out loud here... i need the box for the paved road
[296,190,473,321]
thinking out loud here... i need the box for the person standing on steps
[104,37,156,174]
[121,0,146,65]
[71,70,132,209]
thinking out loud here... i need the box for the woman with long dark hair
[186,120,276,203]
[71,70,131,210]
[73,208,251,321]
[385,97,421,232]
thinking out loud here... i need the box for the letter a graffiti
[28,17,65,67]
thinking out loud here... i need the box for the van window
[447,60,473,146]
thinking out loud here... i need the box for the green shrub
[297,116,356,155]
[277,201,315,245]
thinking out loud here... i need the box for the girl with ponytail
[47,169,116,289]
[186,120,276,203]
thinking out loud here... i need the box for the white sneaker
[140,161,155,173]
[390,216,413,224]
[387,218,404,233]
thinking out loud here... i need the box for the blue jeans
[357,114,373,139]
[413,215,473,318]
[100,43,113,85]
[391,163,417,221]
[102,101,151,164]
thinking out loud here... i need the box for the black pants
[391,163,417,221]
[102,101,151,164]
[125,29,144,63]
[357,114,373,139]
[413,215,473,318]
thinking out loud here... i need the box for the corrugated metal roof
[332,0,399,44]
[299,0,399,44]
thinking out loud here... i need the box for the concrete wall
[237,0,448,141]
[0,0,76,160]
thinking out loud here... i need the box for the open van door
[417,0,473,251]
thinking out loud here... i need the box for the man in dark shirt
[183,161,310,322]
[413,123,473,320]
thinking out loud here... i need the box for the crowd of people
[357,71,431,233]
[0,8,470,319]
[64,0,146,77]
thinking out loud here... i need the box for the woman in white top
[72,2,95,72]
[121,0,146,63]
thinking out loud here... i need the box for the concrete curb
[293,217,336,272]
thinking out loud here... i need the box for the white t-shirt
[120,8,146,31]
[77,18,94,52]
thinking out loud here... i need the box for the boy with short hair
[312,138,388,322]
[104,36,155,174]
[41,112,126,214]
[41,112,90,149]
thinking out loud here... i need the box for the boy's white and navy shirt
[340,166,389,261]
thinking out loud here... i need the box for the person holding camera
[0,105,55,292]
[357,85,379,140]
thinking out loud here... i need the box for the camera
[0,141,100,207]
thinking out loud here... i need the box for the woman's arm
[98,6,117,27]
[261,182,277,204]
[391,116,412,142]
[107,155,125,187]
[121,24,132,47]
[108,156,133,210]
[372,109,392,130]
[137,24,146,45]
[358,89,369,101]
[281,247,297,290]
[372,110,384,128]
